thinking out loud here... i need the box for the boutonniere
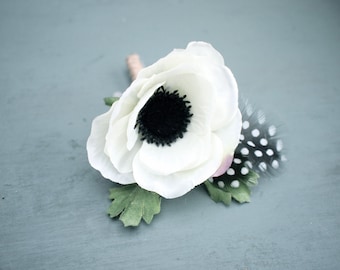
[87,42,285,227]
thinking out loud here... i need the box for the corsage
[87,41,285,227]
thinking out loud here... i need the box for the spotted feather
[212,101,285,191]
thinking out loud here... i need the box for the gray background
[1,0,339,269]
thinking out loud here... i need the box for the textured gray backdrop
[1,0,339,269]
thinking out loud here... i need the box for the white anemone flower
[87,41,242,199]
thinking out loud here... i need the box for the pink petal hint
[212,155,233,177]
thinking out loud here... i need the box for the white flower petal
[135,43,238,132]
[136,51,192,80]
[126,81,165,151]
[108,78,147,124]
[213,155,233,177]
[186,41,225,66]
[87,106,135,184]
[133,134,224,198]
[137,41,224,81]
[138,131,211,175]
[215,109,242,156]
[140,54,238,131]
[159,69,215,134]
[210,66,239,130]
[135,64,216,135]
[105,114,142,173]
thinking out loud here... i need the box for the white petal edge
[210,65,239,130]
[86,106,135,184]
[138,131,212,175]
[136,41,224,81]
[186,41,225,66]
[214,109,242,157]
[213,155,234,177]
[104,114,142,174]
[132,133,224,199]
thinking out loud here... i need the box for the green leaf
[104,96,119,106]
[108,184,161,227]
[206,166,259,204]
[225,180,251,203]
[244,170,259,186]
[204,180,232,205]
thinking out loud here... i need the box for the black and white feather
[236,100,286,175]
[212,100,286,189]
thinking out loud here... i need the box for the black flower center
[135,86,193,147]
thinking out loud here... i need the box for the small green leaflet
[225,179,251,203]
[104,96,119,106]
[108,184,161,227]
[204,180,232,205]
[205,169,259,205]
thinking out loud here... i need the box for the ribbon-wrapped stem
[126,54,143,81]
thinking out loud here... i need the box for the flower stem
[126,54,143,81]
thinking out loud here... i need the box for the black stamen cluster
[134,86,193,147]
